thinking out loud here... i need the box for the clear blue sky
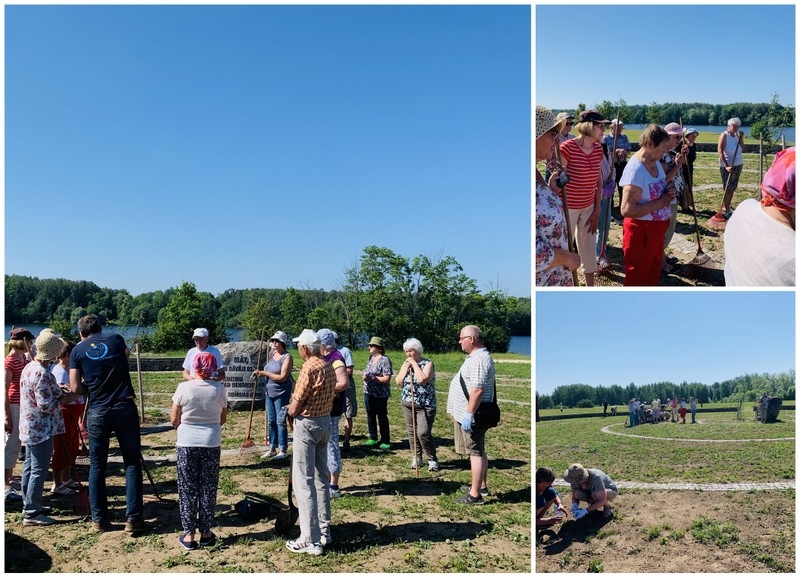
[5,5,531,297]
[535,291,796,395]
[536,4,795,109]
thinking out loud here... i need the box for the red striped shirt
[560,139,603,209]
[5,353,28,404]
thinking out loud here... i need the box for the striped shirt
[447,348,495,423]
[4,353,28,404]
[560,138,603,210]
[292,356,336,418]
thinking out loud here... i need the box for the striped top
[4,353,28,404]
[560,138,603,210]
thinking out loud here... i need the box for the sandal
[178,534,197,551]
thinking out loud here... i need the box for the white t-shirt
[172,379,227,447]
[724,199,795,286]
[619,155,671,221]
[182,345,225,377]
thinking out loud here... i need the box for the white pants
[569,205,598,275]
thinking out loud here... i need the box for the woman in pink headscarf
[724,147,795,286]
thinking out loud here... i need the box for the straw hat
[34,330,65,362]
[535,105,566,141]
[563,463,589,485]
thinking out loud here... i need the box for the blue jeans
[21,437,54,518]
[629,411,638,426]
[691,409,697,423]
[87,399,143,523]
[596,196,612,259]
[266,390,291,452]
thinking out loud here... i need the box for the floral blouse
[399,358,436,408]
[363,354,393,398]
[19,361,65,445]
[536,179,574,286]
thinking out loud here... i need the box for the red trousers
[622,218,669,286]
[51,403,84,471]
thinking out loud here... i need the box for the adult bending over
[564,463,618,519]
[171,352,227,550]
[620,124,676,286]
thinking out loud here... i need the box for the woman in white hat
[535,105,581,286]
[253,330,294,461]
[18,330,77,526]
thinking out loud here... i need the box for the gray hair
[728,117,742,127]
[304,343,321,356]
[402,338,424,354]
[461,325,484,345]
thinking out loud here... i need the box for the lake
[622,123,795,143]
[5,324,531,356]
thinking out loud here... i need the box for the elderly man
[563,463,618,519]
[286,329,336,556]
[69,314,147,533]
[717,117,745,219]
[447,325,495,505]
[181,328,225,382]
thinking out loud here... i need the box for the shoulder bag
[460,374,500,429]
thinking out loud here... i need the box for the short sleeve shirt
[183,345,225,377]
[619,155,670,221]
[292,356,336,418]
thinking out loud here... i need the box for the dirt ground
[4,404,531,573]
[536,489,795,573]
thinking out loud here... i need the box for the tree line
[537,370,796,410]
[5,246,531,353]
[556,95,795,144]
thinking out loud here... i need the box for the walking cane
[408,363,419,479]
[553,144,580,286]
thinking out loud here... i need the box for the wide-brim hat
[270,330,290,346]
[535,105,566,141]
[563,463,588,485]
[368,336,385,348]
[34,330,65,362]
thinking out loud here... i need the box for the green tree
[150,282,225,352]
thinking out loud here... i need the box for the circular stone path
[601,422,795,443]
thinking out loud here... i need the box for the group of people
[5,320,498,557]
[536,464,618,527]
[537,105,795,287]
[626,397,698,426]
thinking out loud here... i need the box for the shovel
[274,453,299,535]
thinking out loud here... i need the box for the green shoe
[378,443,391,450]
[364,439,378,447]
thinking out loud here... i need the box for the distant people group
[537,106,795,287]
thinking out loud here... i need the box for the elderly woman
[50,340,83,495]
[19,330,76,526]
[680,128,700,212]
[536,105,581,286]
[718,117,745,219]
[724,147,795,285]
[559,109,610,286]
[253,331,293,461]
[563,463,618,519]
[362,337,393,450]
[317,328,350,499]
[619,124,677,286]
[171,352,228,550]
[536,467,568,526]
[395,338,438,472]
[5,328,33,502]
[660,122,689,274]
[603,119,632,223]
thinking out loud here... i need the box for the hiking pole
[708,131,743,229]
[553,144,580,286]
[241,327,267,455]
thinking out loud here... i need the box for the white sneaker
[428,460,439,472]
[286,540,323,556]
[23,513,55,526]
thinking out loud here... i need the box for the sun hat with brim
[684,128,699,137]
[563,463,589,485]
[535,105,566,141]
[34,330,66,362]
[664,122,683,135]
[270,330,290,346]
[293,329,320,346]
[368,336,385,348]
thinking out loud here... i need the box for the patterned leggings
[176,446,220,535]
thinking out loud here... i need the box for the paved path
[552,479,794,491]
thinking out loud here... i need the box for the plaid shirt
[292,356,336,417]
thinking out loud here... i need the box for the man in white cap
[286,329,336,555]
[181,328,225,382]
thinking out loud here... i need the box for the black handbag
[460,374,500,429]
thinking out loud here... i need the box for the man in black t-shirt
[70,314,147,534]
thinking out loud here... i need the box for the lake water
[5,324,531,356]
[622,123,795,143]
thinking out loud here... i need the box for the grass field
[5,356,533,573]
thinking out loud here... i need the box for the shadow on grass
[537,512,613,556]
[5,531,53,572]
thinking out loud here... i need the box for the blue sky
[535,291,796,395]
[5,5,531,298]
[536,4,796,109]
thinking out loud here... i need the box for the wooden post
[136,343,145,423]
[759,136,764,186]
[781,134,786,151]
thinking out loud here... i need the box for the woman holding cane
[536,105,581,286]
[396,339,437,473]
